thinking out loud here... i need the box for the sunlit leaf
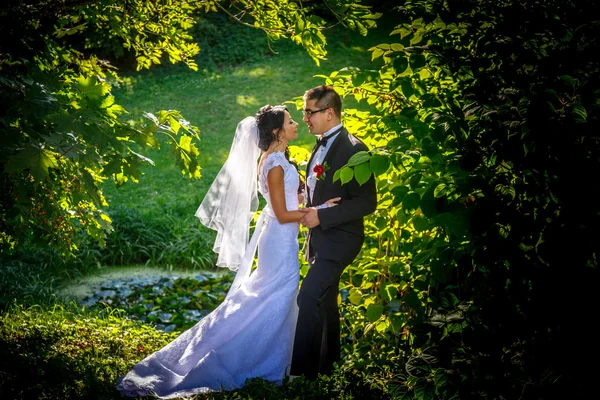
[340,166,354,184]
[347,151,370,166]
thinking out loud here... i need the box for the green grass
[96,20,389,269]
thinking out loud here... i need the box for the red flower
[313,162,329,181]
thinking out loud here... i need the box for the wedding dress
[117,151,301,398]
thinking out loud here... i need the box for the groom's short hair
[304,85,342,119]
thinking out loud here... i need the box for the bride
[117,105,338,398]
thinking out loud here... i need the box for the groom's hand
[300,208,320,228]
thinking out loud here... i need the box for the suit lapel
[305,144,319,207]
[313,129,347,206]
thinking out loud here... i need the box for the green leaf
[420,184,439,218]
[82,169,102,206]
[381,283,398,301]
[5,147,59,182]
[412,215,428,232]
[333,169,341,183]
[402,192,421,214]
[390,314,405,333]
[434,183,448,198]
[340,167,354,184]
[391,185,409,206]
[409,52,426,70]
[347,151,370,167]
[375,217,387,230]
[404,291,421,309]
[572,104,587,123]
[371,47,384,60]
[434,368,450,392]
[495,184,516,200]
[393,55,409,74]
[349,288,362,305]
[354,162,371,185]
[369,153,390,175]
[168,116,181,134]
[366,304,384,322]
[401,80,414,98]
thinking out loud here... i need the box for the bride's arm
[267,166,309,223]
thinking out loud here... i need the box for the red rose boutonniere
[313,162,330,181]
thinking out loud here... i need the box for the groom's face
[303,99,331,136]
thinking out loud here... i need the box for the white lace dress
[117,152,300,398]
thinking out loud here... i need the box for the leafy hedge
[295,1,599,398]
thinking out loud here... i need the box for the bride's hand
[324,197,342,207]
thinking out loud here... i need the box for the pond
[59,265,235,333]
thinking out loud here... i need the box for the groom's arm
[317,171,377,230]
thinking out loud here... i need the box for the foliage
[4,0,599,398]
[294,0,599,398]
[0,303,176,399]
[0,0,203,255]
[0,0,380,259]
[0,303,391,399]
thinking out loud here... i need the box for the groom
[290,85,377,379]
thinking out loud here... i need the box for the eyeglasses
[302,108,329,117]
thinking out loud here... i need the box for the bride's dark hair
[255,105,288,152]
[255,104,305,194]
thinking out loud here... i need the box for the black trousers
[290,255,345,379]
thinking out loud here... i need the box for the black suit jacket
[306,128,377,265]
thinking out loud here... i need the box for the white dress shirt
[307,123,343,203]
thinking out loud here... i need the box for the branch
[213,1,285,35]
